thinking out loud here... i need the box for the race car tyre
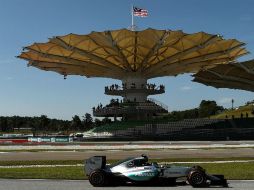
[89,169,106,187]
[188,170,207,187]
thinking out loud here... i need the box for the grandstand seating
[93,100,167,117]
[83,118,254,140]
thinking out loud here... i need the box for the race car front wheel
[188,170,207,187]
[89,169,106,187]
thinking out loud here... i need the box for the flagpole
[131,5,134,31]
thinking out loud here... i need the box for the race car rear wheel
[89,169,106,187]
[188,170,207,187]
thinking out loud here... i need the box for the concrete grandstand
[83,118,254,141]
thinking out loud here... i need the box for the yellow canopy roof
[193,59,254,92]
[18,28,248,79]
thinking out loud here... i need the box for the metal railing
[148,98,168,111]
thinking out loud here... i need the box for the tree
[102,117,111,125]
[39,115,50,130]
[83,113,93,130]
[198,100,224,118]
[0,117,8,132]
[94,118,102,127]
[71,115,82,131]
[0,116,72,133]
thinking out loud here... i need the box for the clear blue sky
[0,0,254,120]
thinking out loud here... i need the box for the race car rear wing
[85,156,106,176]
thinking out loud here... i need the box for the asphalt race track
[0,179,254,190]
[1,141,254,161]
[1,148,254,161]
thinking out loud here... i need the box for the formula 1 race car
[85,155,228,187]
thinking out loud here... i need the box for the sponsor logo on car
[135,172,155,177]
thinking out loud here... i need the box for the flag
[133,6,148,17]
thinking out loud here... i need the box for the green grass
[91,121,148,132]
[211,104,254,119]
[0,163,254,180]
[0,157,253,166]
[91,118,170,132]
[0,159,254,180]
[0,167,85,180]
[175,162,254,180]
[149,157,254,163]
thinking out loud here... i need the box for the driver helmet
[141,154,148,162]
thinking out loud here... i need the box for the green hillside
[211,104,254,119]
[90,118,170,133]
[90,121,146,132]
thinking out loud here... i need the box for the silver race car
[85,155,228,187]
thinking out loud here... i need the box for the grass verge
[178,162,254,180]
[0,166,84,180]
[0,159,254,180]
[0,157,253,166]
